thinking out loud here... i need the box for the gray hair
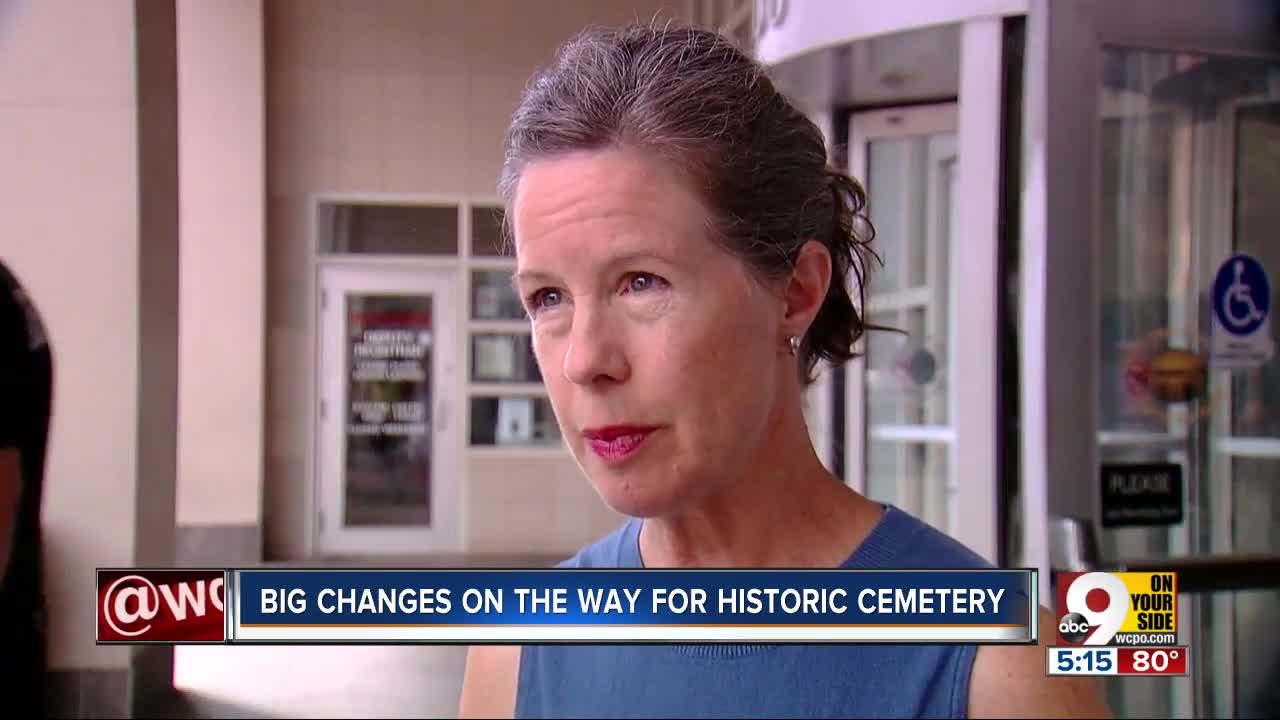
[499,21,879,383]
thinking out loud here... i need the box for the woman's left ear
[783,240,832,332]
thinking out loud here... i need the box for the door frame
[1205,92,1280,720]
[1020,0,1280,590]
[844,89,1003,562]
[837,17,1008,562]
[314,260,463,556]
[807,110,839,473]
[845,103,957,505]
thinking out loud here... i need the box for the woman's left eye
[622,272,666,294]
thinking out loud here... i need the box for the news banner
[96,567,1188,676]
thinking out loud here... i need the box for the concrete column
[174,0,266,565]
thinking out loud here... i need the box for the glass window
[319,203,458,255]
[1230,102,1280,441]
[471,333,541,383]
[867,140,910,295]
[858,122,957,531]
[866,440,950,532]
[343,293,434,527]
[1094,46,1280,720]
[471,269,526,321]
[471,205,508,257]
[469,396,561,447]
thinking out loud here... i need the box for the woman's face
[512,148,789,518]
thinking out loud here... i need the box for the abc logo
[1058,612,1093,643]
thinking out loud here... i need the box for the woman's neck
[636,402,883,569]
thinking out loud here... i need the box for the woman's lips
[582,425,658,463]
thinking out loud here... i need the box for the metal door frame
[1019,0,1280,597]
[831,16,1008,563]
[314,261,462,556]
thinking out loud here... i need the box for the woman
[460,22,1111,719]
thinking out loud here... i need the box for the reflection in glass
[1227,113,1280,720]
[866,440,949,531]
[471,333,541,383]
[1232,456,1279,555]
[1095,48,1197,720]
[1096,47,1280,720]
[867,140,910,294]
[472,270,526,321]
[1097,106,1175,436]
[343,294,433,527]
[470,396,561,447]
[861,128,956,534]
[865,126,957,530]
[862,132,954,423]
[865,313,903,424]
[863,296,950,423]
[1231,102,1280,440]
[1224,114,1280,720]
[1232,586,1280,720]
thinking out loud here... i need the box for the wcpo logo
[96,569,227,643]
[1055,571,1178,646]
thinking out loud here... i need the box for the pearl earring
[787,335,801,356]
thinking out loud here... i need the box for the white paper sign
[496,397,534,445]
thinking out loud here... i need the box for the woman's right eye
[527,289,564,312]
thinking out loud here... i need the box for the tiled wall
[263,0,698,560]
[465,454,624,555]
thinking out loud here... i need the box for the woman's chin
[588,473,684,519]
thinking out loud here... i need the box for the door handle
[1049,514,1103,573]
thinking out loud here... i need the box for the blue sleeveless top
[515,504,996,719]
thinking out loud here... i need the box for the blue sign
[234,568,1033,626]
[1213,254,1269,337]
[226,568,1039,644]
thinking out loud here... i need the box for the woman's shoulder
[854,504,995,570]
[554,517,643,569]
[554,506,993,571]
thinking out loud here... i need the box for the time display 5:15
[1048,647,1118,675]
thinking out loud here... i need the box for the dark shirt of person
[0,260,52,713]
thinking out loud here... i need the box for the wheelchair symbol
[1223,261,1265,328]
[1213,255,1270,337]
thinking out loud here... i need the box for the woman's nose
[562,310,630,387]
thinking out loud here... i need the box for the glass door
[1095,49,1280,719]
[316,263,461,555]
[1023,2,1280,717]
[848,105,959,535]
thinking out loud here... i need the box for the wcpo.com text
[1111,632,1177,646]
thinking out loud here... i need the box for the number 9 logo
[1062,572,1129,645]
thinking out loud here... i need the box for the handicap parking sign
[1210,254,1273,369]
